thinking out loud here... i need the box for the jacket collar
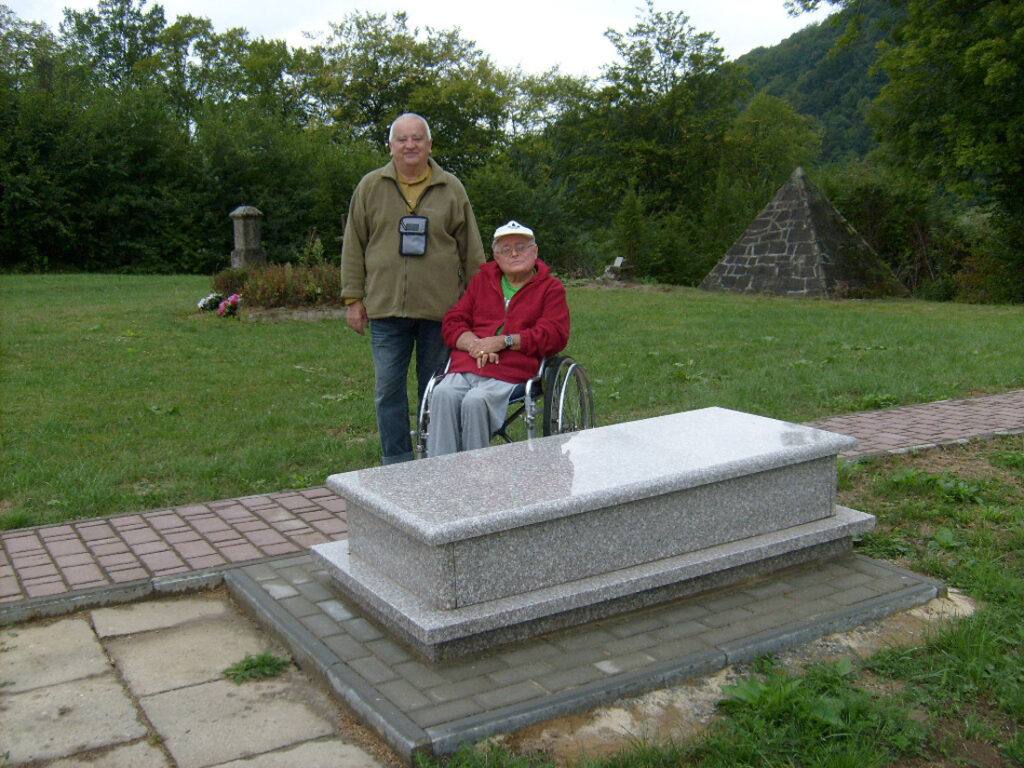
[382,157,445,186]
[481,258,551,284]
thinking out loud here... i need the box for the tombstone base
[313,506,873,660]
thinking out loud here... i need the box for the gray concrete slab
[1,593,391,768]
[1,618,110,692]
[214,740,388,768]
[91,595,229,637]
[41,741,172,768]
[104,611,275,696]
[139,678,338,768]
[1,675,149,764]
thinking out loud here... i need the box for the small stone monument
[229,205,267,269]
[601,256,635,284]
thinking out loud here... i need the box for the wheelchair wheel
[542,355,595,436]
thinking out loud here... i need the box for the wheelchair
[414,354,595,459]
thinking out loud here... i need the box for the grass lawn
[3,273,1024,527]
[426,437,1024,767]
[3,274,1023,765]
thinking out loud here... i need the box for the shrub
[211,268,250,296]
[231,263,342,308]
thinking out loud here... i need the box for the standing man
[342,113,485,464]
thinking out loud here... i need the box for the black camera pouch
[399,216,428,256]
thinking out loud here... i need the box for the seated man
[427,220,570,456]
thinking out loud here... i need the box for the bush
[211,268,250,296]
[223,263,341,308]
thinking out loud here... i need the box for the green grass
[5,274,1024,765]
[222,652,290,683]
[3,274,1024,528]
[420,437,1024,767]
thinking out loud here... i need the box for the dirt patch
[490,591,977,765]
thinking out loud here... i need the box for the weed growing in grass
[223,652,290,683]
[841,437,1024,764]
[683,657,926,768]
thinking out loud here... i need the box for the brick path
[3,390,1024,613]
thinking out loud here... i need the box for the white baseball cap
[492,220,534,241]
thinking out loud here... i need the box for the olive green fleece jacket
[341,158,486,321]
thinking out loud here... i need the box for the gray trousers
[427,373,517,457]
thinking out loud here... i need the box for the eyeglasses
[494,242,537,257]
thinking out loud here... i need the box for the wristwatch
[504,334,514,350]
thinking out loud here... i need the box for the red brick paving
[3,389,1024,609]
[0,487,349,606]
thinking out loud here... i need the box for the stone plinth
[312,407,874,660]
[229,205,267,269]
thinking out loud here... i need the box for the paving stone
[322,633,372,662]
[92,596,227,637]
[2,675,148,764]
[302,612,354,639]
[535,663,607,693]
[475,680,547,710]
[280,595,319,618]
[432,656,507,683]
[409,698,485,728]
[364,636,415,665]
[1,618,110,692]
[342,617,385,643]
[377,678,434,710]
[140,678,336,768]
[487,660,554,687]
[348,654,401,685]
[604,633,661,656]
[213,740,385,768]
[393,659,448,689]
[105,612,273,696]
[653,619,711,642]
[42,740,172,768]
[297,580,333,603]
[699,606,756,629]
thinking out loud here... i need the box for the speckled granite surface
[314,408,868,659]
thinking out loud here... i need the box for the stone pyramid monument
[700,168,907,298]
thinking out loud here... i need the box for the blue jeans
[370,318,448,464]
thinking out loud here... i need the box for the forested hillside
[2,0,1021,302]
[737,0,902,161]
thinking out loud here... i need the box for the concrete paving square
[42,741,172,767]
[91,595,228,637]
[1,618,110,692]
[104,612,277,696]
[139,677,338,768]
[1,674,148,764]
[213,740,385,768]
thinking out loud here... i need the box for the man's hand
[346,300,369,335]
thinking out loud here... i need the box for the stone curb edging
[0,566,230,625]
[225,562,432,763]
[224,553,945,762]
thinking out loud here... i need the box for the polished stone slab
[330,408,856,545]
[313,408,868,659]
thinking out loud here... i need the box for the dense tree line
[1,0,1021,300]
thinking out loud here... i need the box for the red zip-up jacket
[441,259,570,383]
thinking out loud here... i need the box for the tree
[60,0,167,90]
[310,11,513,174]
[603,0,725,103]
[723,93,822,186]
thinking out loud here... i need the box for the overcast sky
[9,0,833,77]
